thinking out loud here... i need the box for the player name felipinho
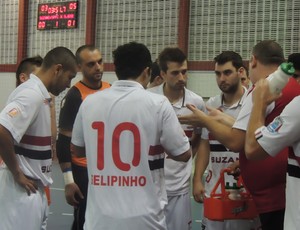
[91,174,147,187]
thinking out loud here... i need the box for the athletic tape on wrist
[63,170,74,185]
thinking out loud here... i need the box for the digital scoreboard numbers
[37,1,78,30]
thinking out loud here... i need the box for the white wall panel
[0,1,18,64]
[189,0,300,61]
[95,0,179,62]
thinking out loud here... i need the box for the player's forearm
[190,134,201,157]
[218,113,236,127]
[245,100,268,160]
[59,129,72,137]
[60,162,72,172]
[208,107,236,127]
[50,98,57,141]
[0,126,23,177]
[178,105,242,150]
[56,131,72,165]
[204,118,244,152]
[61,162,75,185]
[193,140,210,182]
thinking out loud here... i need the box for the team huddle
[0,40,299,230]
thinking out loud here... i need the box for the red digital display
[37,1,78,30]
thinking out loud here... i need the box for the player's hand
[178,104,207,127]
[65,183,84,206]
[207,106,222,119]
[227,160,241,180]
[252,79,282,106]
[207,106,235,127]
[193,179,205,203]
[13,171,38,196]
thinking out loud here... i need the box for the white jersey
[72,80,190,230]
[255,95,300,230]
[0,74,52,186]
[204,89,246,197]
[233,87,274,131]
[148,84,208,195]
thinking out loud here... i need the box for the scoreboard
[37,1,78,30]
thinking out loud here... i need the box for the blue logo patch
[267,117,283,133]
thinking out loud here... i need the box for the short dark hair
[243,64,249,77]
[288,53,300,71]
[16,55,43,86]
[75,45,98,64]
[214,51,244,70]
[150,61,161,83]
[113,42,152,80]
[158,47,186,72]
[42,46,77,72]
[252,40,284,66]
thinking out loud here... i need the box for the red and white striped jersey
[204,88,246,197]
[256,95,300,229]
[72,80,190,230]
[148,84,208,196]
[0,74,52,186]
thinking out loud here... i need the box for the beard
[219,82,239,94]
[85,72,103,83]
[174,80,186,89]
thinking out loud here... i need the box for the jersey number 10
[92,121,141,171]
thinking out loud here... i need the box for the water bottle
[268,62,295,94]
[225,182,241,200]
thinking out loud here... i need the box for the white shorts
[202,216,261,230]
[0,168,48,230]
[165,192,192,230]
[41,206,49,230]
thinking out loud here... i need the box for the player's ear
[19,73,29,84]
[250,55,257,69]
[141,66,150,77]
[140,67,151,88]
[156,75,164,85]
[160,70,167,80]
[54,64,63,75]
[237,67,247,78]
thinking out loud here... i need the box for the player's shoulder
[185,88,203,98]
[185,88,205,105]
[100,81,111,90]
[65,84,81,99]
[139,91,171,113]
[145,89,168,102]
[206,94,222,107]
[147,84,163,94]
[146,85,169,101]
[80,86,110,104]
[10,82,44,104]
[292,95,300,103]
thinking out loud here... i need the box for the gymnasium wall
[0,0,299,112]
